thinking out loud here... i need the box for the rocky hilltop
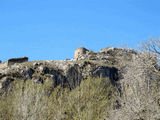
[0,47,160,120]
[0,47,137,94]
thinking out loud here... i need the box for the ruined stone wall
[7,57,28,66]
[0,57,28,67]
[74,47,89,59]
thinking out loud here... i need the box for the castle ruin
[7,57,28,66]
[74,47,89,59]
[0,57,28,67]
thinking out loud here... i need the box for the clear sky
[0,0,160,62]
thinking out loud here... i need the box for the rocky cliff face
[0,47,137,94]
[2,47,160,120]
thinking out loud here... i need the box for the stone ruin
[74,47,89,59]
[73,46,137,64]
[0,57,28,67]
[74,47,119,60]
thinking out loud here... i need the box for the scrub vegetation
[0,77,115,120]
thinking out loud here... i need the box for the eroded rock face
[0,47,137,94]
[0,61,118,92]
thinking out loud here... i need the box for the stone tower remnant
[74,47,89,59]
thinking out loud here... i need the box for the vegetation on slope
[0,77,115,120]
[107,38,160,120]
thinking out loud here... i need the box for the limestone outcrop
[0,47,137,94]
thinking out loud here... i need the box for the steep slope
[0,47,147,120]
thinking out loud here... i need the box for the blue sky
[0,0,160,62]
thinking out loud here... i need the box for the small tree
[142,37,160,58]
[107,38,160,120]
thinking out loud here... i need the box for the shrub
[107,52,160,120]
[0,77,115,120]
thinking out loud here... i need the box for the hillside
[0,47,159,120]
